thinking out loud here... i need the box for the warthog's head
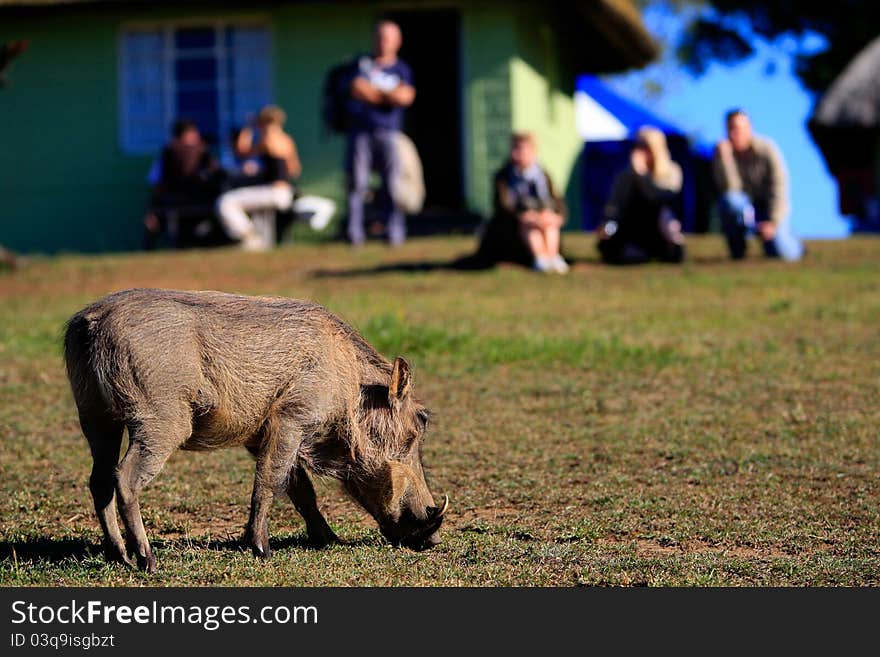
[344,357,448,551]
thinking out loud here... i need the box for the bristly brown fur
[63,288,442,570]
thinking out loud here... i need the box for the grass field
[1,233,878,586]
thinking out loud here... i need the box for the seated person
[712,108,803,261]
[216,105,336,251]
[220,125,263,184]
[474,131,569,273]
[143,118,223,249]
[597,126,685,265]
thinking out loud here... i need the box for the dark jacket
[158,141,221,203]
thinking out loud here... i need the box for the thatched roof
[808,35,880,171]
[559,0,660,72]
[810,34,880,130]
[0,0,659,73]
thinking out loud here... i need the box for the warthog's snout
[384,495,449,551]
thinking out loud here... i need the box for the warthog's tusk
[437,495,449,517]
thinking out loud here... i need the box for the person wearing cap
[712,109,803,261]
[597,126,686,265]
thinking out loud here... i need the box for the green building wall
[509,5,583,228]
[271,3,372,220]
[0,10,149,253]
[460,4,515,218]
[1,2,589,253]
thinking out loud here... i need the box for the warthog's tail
[64,311,125,420]
[64,313,101,415]
[64,313,92,407]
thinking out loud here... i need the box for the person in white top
[216,105,336,251]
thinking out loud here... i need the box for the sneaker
[532,256,552,273]
[550,254,570,274]
[309,212,332,231]
[240,232,269,252]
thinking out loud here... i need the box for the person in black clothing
[472,132,569,273]
[143,118,223,249]
[596,126,686,265]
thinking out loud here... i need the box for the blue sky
[602,3,852,239]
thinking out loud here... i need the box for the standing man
[713,109,804,261]
[345,19,416,246]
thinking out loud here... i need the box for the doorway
[385,9,464,214]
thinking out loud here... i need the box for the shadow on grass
[308,249,724,278]
[0,537,98,564]
[0,533,378,568]
[309,254,496,279]
[162,534,378,553]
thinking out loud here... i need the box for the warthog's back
[65,288,391,447]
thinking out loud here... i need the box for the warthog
[64,288,447,572]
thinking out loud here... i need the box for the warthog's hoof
[307,529,341,549]
[136,553,157,574]
[250,542,272,559]
[243,526,272,559]
[103,542,134,568]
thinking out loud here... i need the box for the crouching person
[597,126,685,265]
[474,132,569,273]
[713,109,803,261]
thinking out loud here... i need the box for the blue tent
[575,75,715,233]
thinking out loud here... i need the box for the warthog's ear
[385,461,412,511]
[389,356,413,409]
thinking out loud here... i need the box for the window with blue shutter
[119,24,271,156]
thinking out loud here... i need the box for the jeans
[346,128,405,245]
[719,191,803,261]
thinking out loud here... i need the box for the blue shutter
[120,30,166,154]
[225,26,272,131]
[174,27,220,144]
[120,24,270,156]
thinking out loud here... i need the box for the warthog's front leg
[245,420,300,559]
[287,463,340,548]
[246,452,276,559]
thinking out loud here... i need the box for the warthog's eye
[417,408,431,433]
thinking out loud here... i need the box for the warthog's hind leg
[116,414,186,573]
[287,463,341,548]
[82,415,129,566]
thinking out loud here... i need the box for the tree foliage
[640,0,880,93]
